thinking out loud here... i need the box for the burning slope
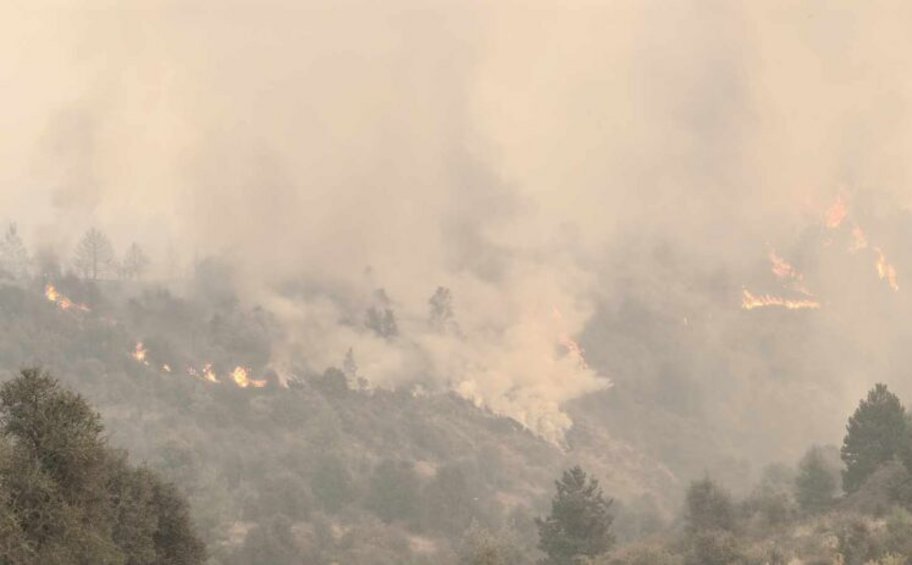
[741,251,820,311]
[125,324,272,390]
[230,366,267,388]
[45,284,89,312]
[824,197,900,292]
[742,195,901,311]
[553,307,591,371]
[741,289,820,311]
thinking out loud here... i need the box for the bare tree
[73,227,115,280]
[0,223,29,280]
[121,242,150,280]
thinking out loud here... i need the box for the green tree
[311,456,355,513]
[367,459,419,524]
[0,368,206,564]
[684,477,735,534]
[841,383,908,493]
[536,466,615,564]
[73,227,115,280]
[424,464,476,534]
[795,445,838,513]
[147,479,207,564]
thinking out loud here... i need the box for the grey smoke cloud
[3,1,912,448]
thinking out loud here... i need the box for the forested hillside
[0,274,677,563]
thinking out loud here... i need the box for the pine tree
[684,477,736,534]
[122,242,150,280]
[796,446,838,513]
[536,466,615,564]
[841,383,908,493]
[73,227,115,280]
[343,347,358,380]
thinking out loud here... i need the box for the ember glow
[874,248,899,291]
[849,224,869,253]
[202,363,219,383]
[824,196,848,229]
[767,250,812,296]
[188,364,220,383]
[741,289,821,311]
[552,307,591,371]
[769,251,799,281]
[131,342,150,365]
[44,284,90,312]
[231,366,267,389]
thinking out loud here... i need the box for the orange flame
[45,284,90,312]
[824,196,847,229]
[741,289,821,311]
[874,248,899,291]
[131,342,149,366]
[231,366,267,388]
[767,250,813,296]
[769,250,800,281]
[201,363,219,383]
[849,224,869,253]
[552,307,591,371]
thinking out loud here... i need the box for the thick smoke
[3,1,912,448]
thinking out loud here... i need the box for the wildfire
[741,289,821,311]
[552,307,591,371]
[558,335,590,370]
[767,250,812,296]
[186,362,271,388]
[131,342,149,366]
[849,224,869,253]
[201,363,219,383]
[874,248,899,291]
[824,196,848,229]
[769,250,799,281]
[44,284,89,312]
[231,366,267,389]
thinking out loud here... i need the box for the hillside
[0,278,676,563]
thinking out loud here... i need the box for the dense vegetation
[4,228,912,562]
[589,383,912,564]
[0,368,204,564]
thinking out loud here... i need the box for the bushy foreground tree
[536,466,615,564]
[0,368,205,564]
[841,383,908,493]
